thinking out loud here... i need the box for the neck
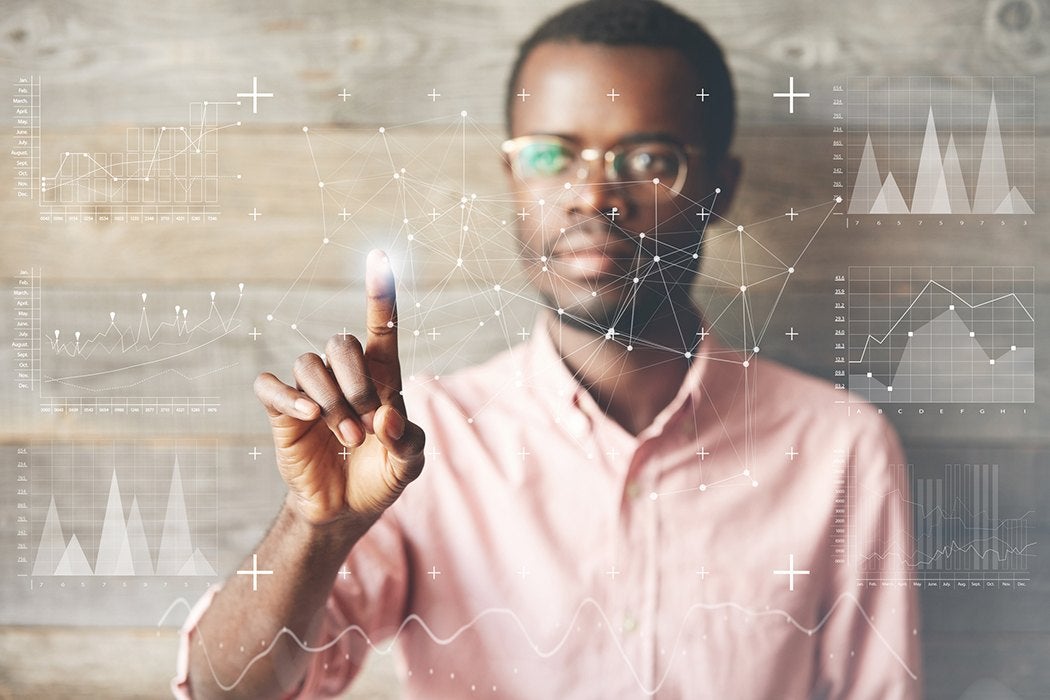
[545,302,703,436]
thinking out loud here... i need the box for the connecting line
[848,280,1033,365]
[185,593,917,694]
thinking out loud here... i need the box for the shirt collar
[523,311,730,439]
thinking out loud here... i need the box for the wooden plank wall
[1,1,1048,698]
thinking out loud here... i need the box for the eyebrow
[522,131,687,146]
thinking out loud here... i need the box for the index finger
[363,249,404,406]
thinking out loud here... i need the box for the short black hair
[505,0,736,164]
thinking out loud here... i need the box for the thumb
[373,404,426,483]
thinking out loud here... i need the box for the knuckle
[293,352,322,377]
[318,396,348,419]
[343,384,380,409]
[325,333,362,357]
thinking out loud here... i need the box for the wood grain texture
[0,0,1047,697]
[2,1,1048,128]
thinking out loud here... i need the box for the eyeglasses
[501,134,703,197]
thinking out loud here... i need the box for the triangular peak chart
[20,441,218,580]
[842,76,1034,216]
[846,266,1034,403]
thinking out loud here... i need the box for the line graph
[11,268,245,414]
[847,266,1034,403]
[11,76,243,223]
[842,453,1034,585]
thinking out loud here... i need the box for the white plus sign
[517,565,530,579]
[772,76,810,114]
[237,76,274,115]
[249,327,261,340]
[696,446,709,460]
[338,208,351,221]
[695,566,709,580]
[785,327,799,340]
[427,328,441,340]
[606,88,621,102]
[248,447,261,460]
[785,207,799,220]
[516,89,531,102]
[338,564,351,579]
[773,554,810,591]
[236,553,273,591]
[695,89,709,102]
[516,447,530,462]
[785,446,799,461]
[427,89,441,102]
[517,208,530,220]
[696,327,710,341]
[248,208,261,221]
[696,207,710,221]
[339,327,352,339]
[605,565,621,579]
[429,208,441,221]
[518,327,531,341]
[427,566,441,580]
[338,89,352,102]
[606,447,620,459]
[606,207,619,221]
[339,446,351,460]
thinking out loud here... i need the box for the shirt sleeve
[170,508,411,699]
[814,415,924,699]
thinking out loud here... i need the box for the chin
[540,283,672,335]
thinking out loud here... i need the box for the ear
[711,155,742,218]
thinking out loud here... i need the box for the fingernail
[366,250,393,285]
[339,419,359,446]
[294,398,315,417]
[385,409,405,440]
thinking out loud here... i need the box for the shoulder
[748,353,900,450]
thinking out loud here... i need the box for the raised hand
[253,249,425,527]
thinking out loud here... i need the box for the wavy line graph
[172,593,917,694]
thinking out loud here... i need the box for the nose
[566,165,629,224]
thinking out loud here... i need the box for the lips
[548,234,639,279]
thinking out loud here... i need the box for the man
[176,1,921,697]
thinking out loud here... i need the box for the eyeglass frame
[501,133,705,197]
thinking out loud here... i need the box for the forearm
[186,495,368,699]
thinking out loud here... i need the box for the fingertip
[366,249,394,288]
[294,397,319,420]
[338,418,364,447]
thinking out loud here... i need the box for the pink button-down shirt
[175,318,921,698]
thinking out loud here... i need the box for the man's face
[507,42,723,332]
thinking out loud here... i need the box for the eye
[620,144,680,179]
[518,142,573,179]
